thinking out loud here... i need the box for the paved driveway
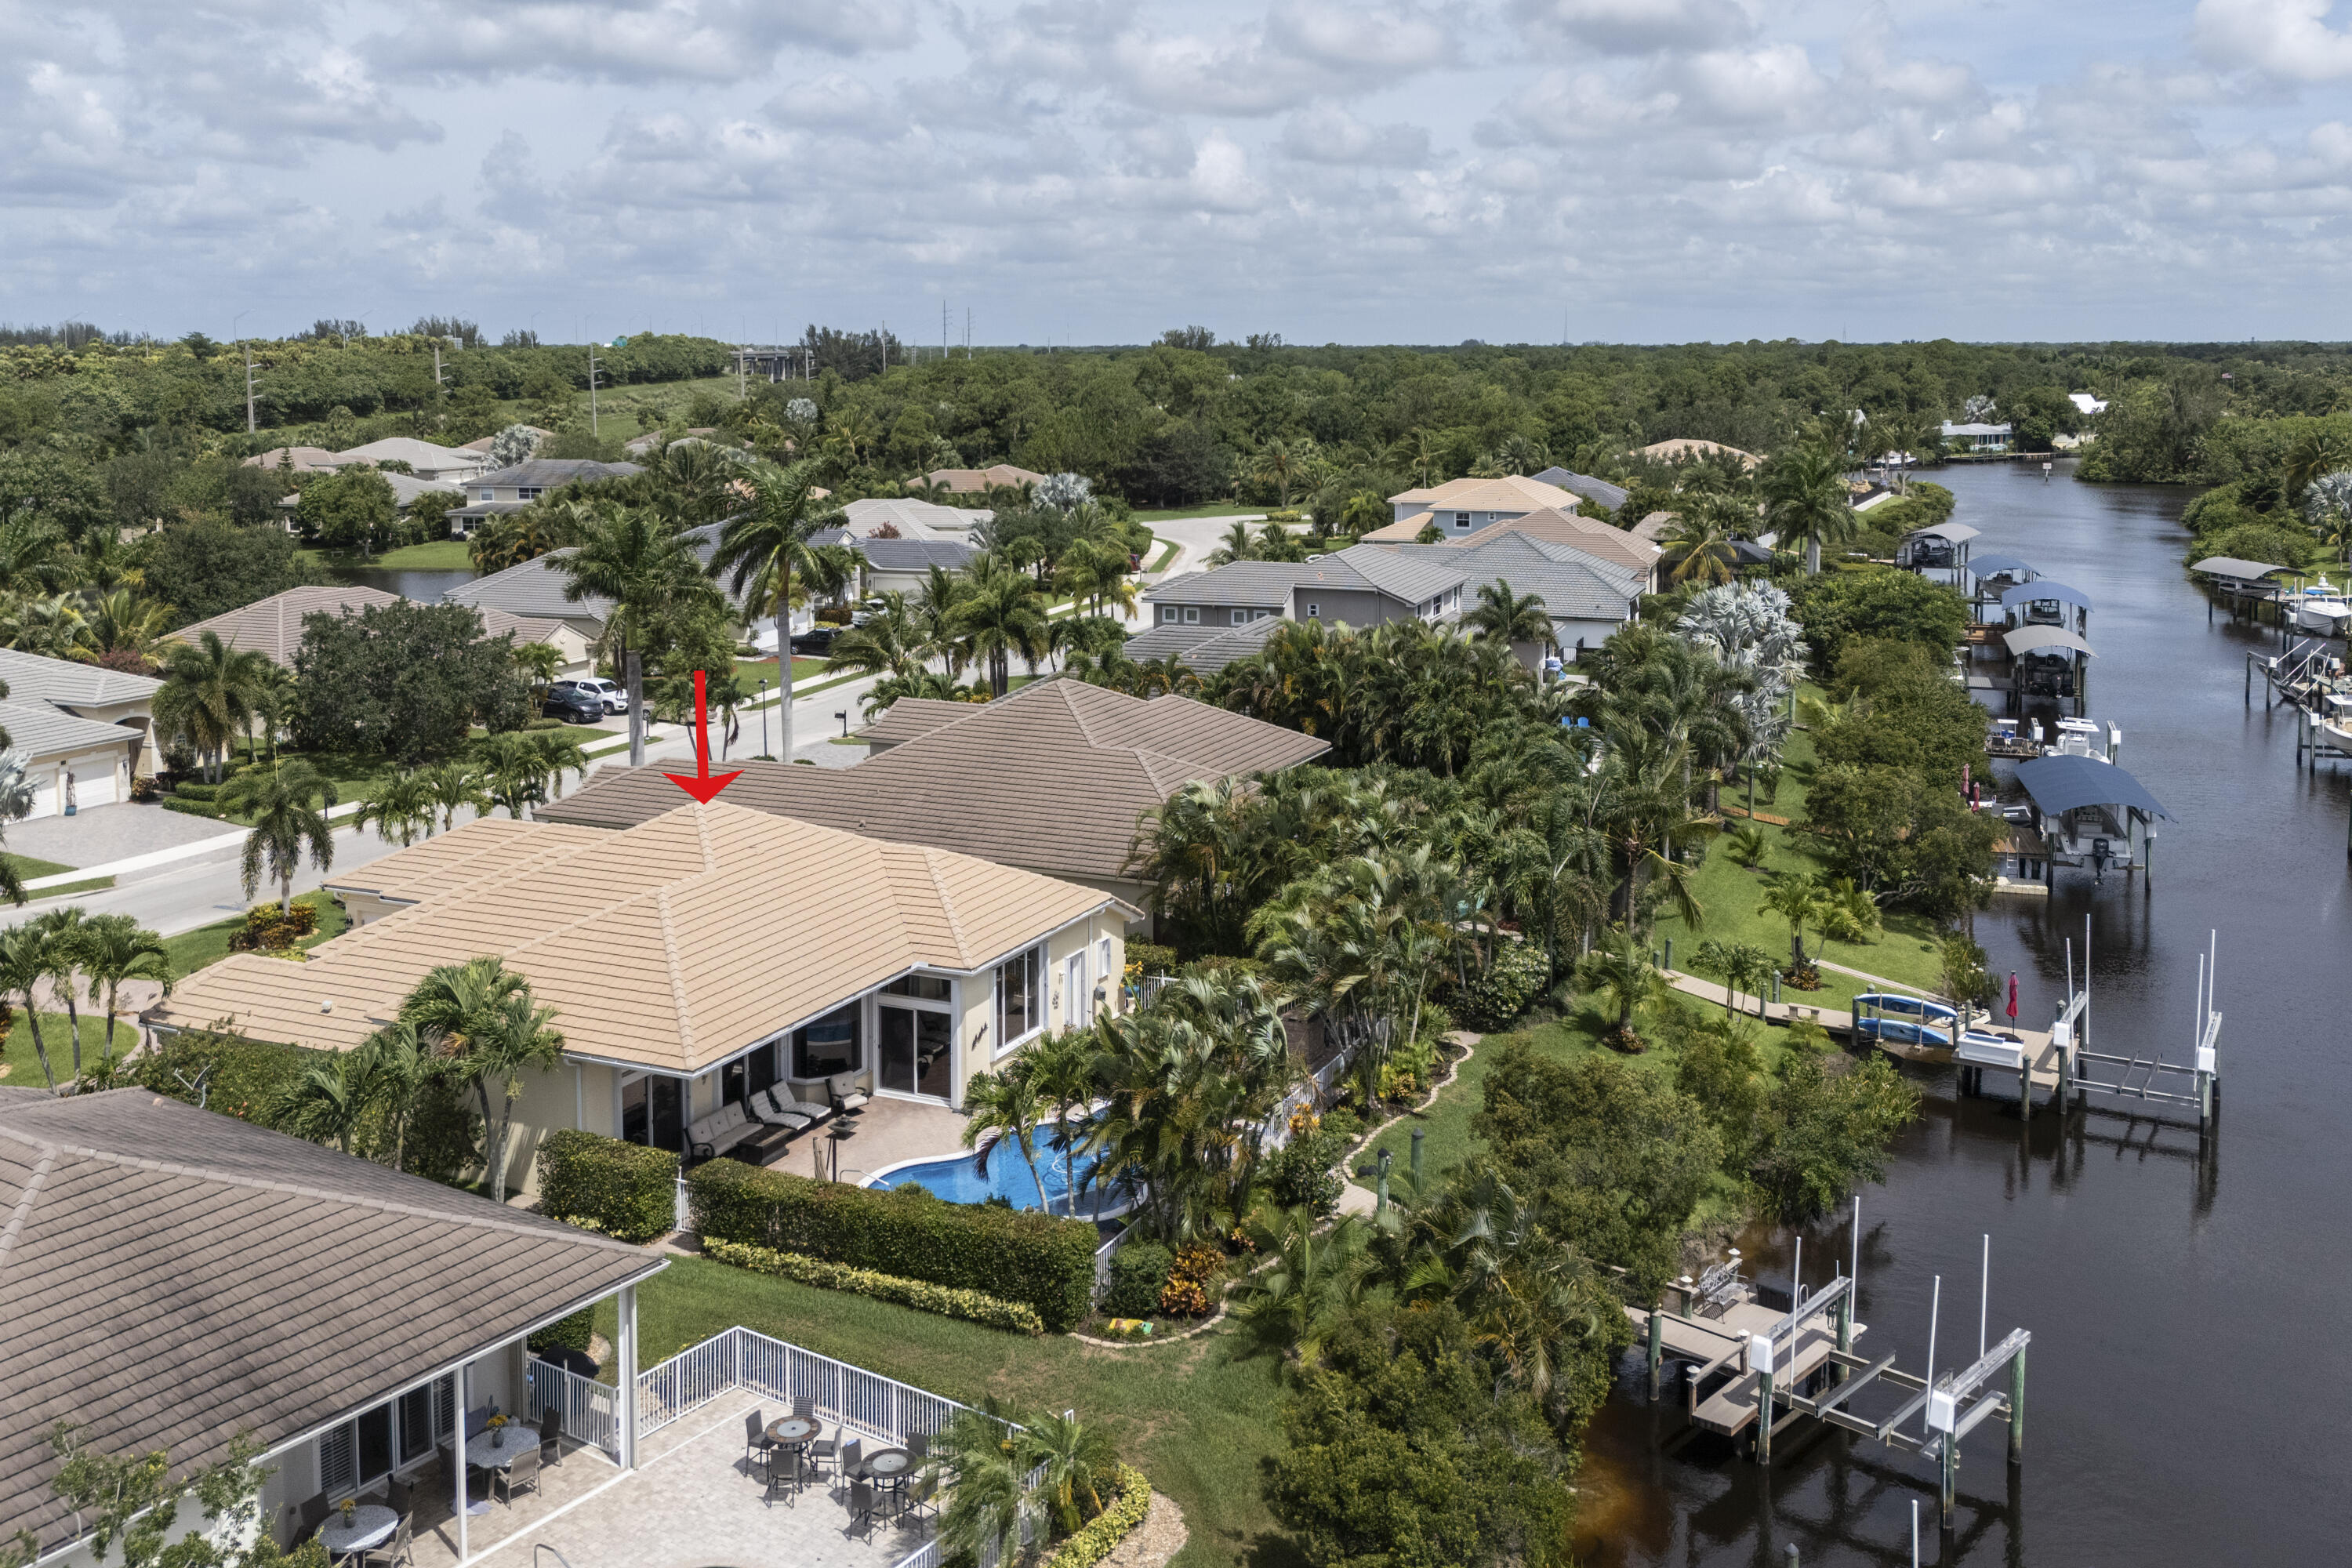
[7,801,241,869]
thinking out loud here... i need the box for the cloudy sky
[5,0,2352,345]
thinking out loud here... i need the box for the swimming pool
[865,1147,1132,1218]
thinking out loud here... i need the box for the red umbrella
[2006,971,2019,1022]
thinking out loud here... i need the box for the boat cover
[1955,1032,2027,1069]
[2189,556,2288,580]
[2002,625,2096,658]
[1905,521,1980,543]
[1967,553,2036,579]
[1999,580,2092,610]
[2016,754,2173,820]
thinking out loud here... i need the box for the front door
[1065,951,1087,1028]
[877,1004,953,1099]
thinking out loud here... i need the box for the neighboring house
[1388,532,1646,665]
[1119,615,1287,675]
[808,530,980,596]
[1530,467,1629,514]
[538,678,1330,927]
[157,801,1138,1176]
[835,497,988,541]
[448,459,644,535]
[274,470,464,533]
[1629,510,1678,543]
[1361,506,1663,592]
[1369,474,1582,541]
[330,437,488,482]
[1139,544,1466,632]
[920,463,1044,495]
[180,586,594,678]
[458,425,553,455]
[0,1089,664,1567]
[1635,438,1761,469]
[445,521,742,645]
[0,645,163,799]
[239,445,341,474]
[1940,422,2013,452]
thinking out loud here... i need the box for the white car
[554,677,629,714]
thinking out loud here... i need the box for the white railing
[633,1325,980,1448]
[673,1173,690,1234]
[526,1357,622,1461]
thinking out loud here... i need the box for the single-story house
[1140,544,1465,633]
[180,586,595,679]
[835,497,986,541]
[1370,474,1581,541]
[808,530,978,596]
[1940,422,2013,452]
[275,471,465,533]
[1635,438,1760,469]
[0,1088,664,1568]
[1530,467,1629,514]
[156,801,1138,1178]
[459,426,553,456]
[448,459,644,535]
[538,679,1329,927]
[919,463,1044,495]
[240,446,342,474]
[0,645,164,800]
[330,438,488,482]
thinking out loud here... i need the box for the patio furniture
[844,1480,879,1540]
[538,1406,564,1466]
[358,1515,413,1568]
[384,1481,412,1517]
[729,1121,797,1165]
[687,1102,760,1161]
[463,1404,494,1439]
[902,1472,939,1523]
[746,1410,781,1468]
[292,1493,332,1546]
[318,1504,398,1562]
[790,1395,816,1419]
[465,1426,526,1478]
[863,1446,913,1494]
[906,1432,928,1460]
[839,1437,863,1481]
[828,1073,870,1116]
[493,1448,541,1508]
[765,1414,821,1494]
[807,1424,840,1478]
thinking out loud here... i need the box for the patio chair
[463,1404,494,1439]
[493,1448,541,1508]
[790,1396,816,1419]
[906,1432,928,1460]
[746,1410,781,1468]
[806,1425,840,1479]
[359,1515,412,1568]
[839,1437,863,1481]
[902,1473,939,1523]
[384,1481,412,1518]
[843,1480,878,1541]
[292,1494,332,1547]
[828,1073,870,1116]
[538,1407,564,1467]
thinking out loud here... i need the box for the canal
[1577,459,2350,1563]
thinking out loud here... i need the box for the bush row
[702,1237,1044,1334]
[1450,942,1551,1032]
[528,1308,594,1355]
[537,1129,680,1243]
[688,1160,1098,1332]
[1100,1240,1172,1319]
[1042,1465,1153,1568]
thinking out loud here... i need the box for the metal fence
[630,1326,975,1450]
[525,1357,622,1462]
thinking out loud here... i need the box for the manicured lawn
[3,852,74,880]
[299,540,476,571]
[593,1256,1295,1568]
[171,752,405,823]
[1131,505,1269,523]
[1146,535,1181,572]
[162,889,349,980]
[0,1010,140,1091]
[730,658,829,691]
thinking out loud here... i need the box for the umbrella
[2006,971,2019,1022]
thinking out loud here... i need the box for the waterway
[322,563,477,601]
[1577,459,2350,1563]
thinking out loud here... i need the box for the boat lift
[2011,753,2169,887]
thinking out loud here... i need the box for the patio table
[764,1416,822,1491]
[318,1504,397,1559]
[862,1447,913,1488]
[465,1428,525,1470]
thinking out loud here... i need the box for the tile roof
[1391,533,1646,623]
[920,465,1044,493]
[331,437,485,472]
[539,680,1328,884]
[444,551,612,622]
[1635,438,1760,468]
[0,1091,660,1554]
[810,532,978,571]
[858,698,982,748]
[1145,546,1462,611]
[1454,507,1661,575]
[178,589,571,667]
[158,801,1131,1073]
[470,459,644,489]
[1122,616,1286,673]
[1384,474,1578,511]
[0,647,162,706]
[1531,467,1628,510]
[1327,543,1467,603]
[0,699,142,762]
[239,446,340,473]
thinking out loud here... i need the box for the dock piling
[1646,1308,1664,1398]
[2008,1345,2027,1464]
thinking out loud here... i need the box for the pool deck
[762,1097,972,1186]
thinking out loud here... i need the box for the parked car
[789,626,837,656]
[542,686,605,724]
[553,677,627,713]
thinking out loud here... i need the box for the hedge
[1453,942,1551,1032]
[1100,1240,1171,1319]
[537,1130,679,1244]
[688,1160,1099,1332]
[702,1237,1044,1334]
[134,1032,320,1126]
[528,1308,594,1355]
[1042,1465,1152,1568]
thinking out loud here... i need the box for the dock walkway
[1621,1301,1866,1436]
[1663,968,2061,1090]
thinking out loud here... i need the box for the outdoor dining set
[743,1402,940,1540]
[285,1406,561,1568]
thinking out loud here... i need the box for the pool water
[867,1147,1130,1218]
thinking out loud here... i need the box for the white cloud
[1513,0,1753,54]
[2196,0,2352,81]
[371,0,917,84]
[1279,103,1431,164]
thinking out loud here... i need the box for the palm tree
[1233,1207,1369,1368]
[79,590,178,671]
[710,459,849,760]
[1018,1409,1121,1537]
[1573,930,1669,1048]
[245,662,296,765]
[1757,870,1828,973]
[354,771,441,847]
[399,958,560,1203]
[78,914,168,1068]
[556,503,717,691]
[153,632,270,782]
[1253,437,1313,508]
[952,556,1050,699]
[532,728,590,799]
[826,592,930,679]
[0,923,57,1090]
[0,757,27,909]
[1024,1028,1100,1209]
[269,1053,372,1154]
[218,760,339,912]
[510,638,564,691]
[0,513,71,597]
[963,1063,1053,1210]
[1661,499,1740,586]
[1761,430,1856,575]
[1206,521,1258,568]
[418,760,489,833]
[471,731,551,819]
[1338,489,1388,537]
[925,1403,1028,1568]
[1463,579,1552,648]
[2285,430,2352,503]
[34,908,91,1083]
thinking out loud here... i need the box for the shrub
[1259,1130,1346,1217]
[1101,1240,1173,1319]
[133,1032,319,1125]
[1124,941,1178,976]
[230,901,318,953]
[688,1159,1100,1331]
[173,780,223,802]
[162,796,227,820]
[1042,1465,1152,1568]
[1453,942,1550,1031]
[703,1236,1045,1334]
[1158,1242,1223,1318]
[538,1129,680,1243]
[528,1308,594,1355]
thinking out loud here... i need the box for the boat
[1851,993,1958,1050]
[2049,717,2119,763]
[2296,579,2352,634]
[2317,693,2352,752]
[1955,1030,2027,1070]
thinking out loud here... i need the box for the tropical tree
[399,958,561,1203]
[217,760,339,912]
[80,590,178,671]
[532,728,590,799]
[710,458,848,760]
[34,907,93,1083]
[952,555,1051,699]
[354,770,441,847]
[924,1403,1028,1568]
[1022,1028,1100,1210]
[1233,1207,1370,1368]
[1757,870,1829,973]
[1661,495,1745,586]
[1462,580,1552,648]
[0,922,57,1089]
[153,631,270,782]
[825,592,931,679]
[1207,520,1258,567]
[1338,489,1388,536]
[510,638,564,691]
[418,760,489,833]
[1573,931,1670,1049]
[78,913,169,1066]
[471,731,551,819]
[1762,426,1857,574]
[963,1062,1054,1210]
[269,1053,372,1154]
[554,502,719,693]
[1254,437,1315,508]
[1018,1410,1121,1537]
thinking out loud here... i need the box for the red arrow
[662,669,743,804]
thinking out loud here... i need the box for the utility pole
[243,346,259,434]
[587,344,602,436]
[433,343,445,391]
[966,307,972,359]
[736,345,747,402]
[942,301,949,363]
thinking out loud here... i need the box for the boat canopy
[1905,521,1980,544]
[2015,754,2173,820]
[1853,993,1958,1023]
[2189,556,2288,581]
[2002,625,2096,658]
[1968,553,2036,579]
[1999,580,2092,610]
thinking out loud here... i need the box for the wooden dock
[1620,1300,1867,1435]
[1661,968,2061,1090]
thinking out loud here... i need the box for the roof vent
[320,999,334,1014]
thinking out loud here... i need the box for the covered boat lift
[1966,551,2038,619]
[2002,623,2095,715]
[2013,753,2171,886]
[2000,579,2091,639]
[1896,521,1978,582]
[2190,555,2292,630]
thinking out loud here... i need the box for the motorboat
[2318,692,2352,751]
[2049,717,2119,763]
[2296,579,2352,634]
[1955,1030,2027,1070]
[1851,993,1958,1050]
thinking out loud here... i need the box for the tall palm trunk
[60,976,82,1087]
[776,557,794,760]
[17,986,53,1091]
[1805,536,1821,575]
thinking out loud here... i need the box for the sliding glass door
[877,1004,953,1099]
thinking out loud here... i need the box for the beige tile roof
[0,1091,659,1555]
[156,802,1129,1073]
[1357,510,1439,543]
[239,445,340,472]
[177,587,572,667]
[539,679,1330,883]
[920,464,1044,493]
[1636,438,1760,469]
[1384,475,1578,512]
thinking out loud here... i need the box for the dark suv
[789,626,839,656]
[542,686,605,724]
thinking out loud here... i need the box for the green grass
[0,1009,140,1091]
[298,539,477,572]
[593,1256,1294,1568]
[1145,536,1181,572]
[731,657,829,689]
[1131,505,1268,522]
[170,752,406,823]
[3,852,74,880]
[162,889,350,980]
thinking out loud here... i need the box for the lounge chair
[828,1073,870,1115]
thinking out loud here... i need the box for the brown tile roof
[858,698,981,747]
[178,587,573,667]
[539,680,1330,884]
[920,464,1044,493]
[157,801,1129,1072]
[0,1091,659,1554]
[1636,438,1760,469]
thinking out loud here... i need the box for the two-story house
[1360,474,1583,543]
[447,459,644,537]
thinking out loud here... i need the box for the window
[1305,602,1319,619]
[321,1375,452,1497]
[1251,609,1272,621]
[1182,607,1200,624]
[793,1004,861,1080]
[1097,936,1114,986]
[477,489,493,501]
[883,973,953,1002]
[1160,604,1180,623]
[518,487,542,501]
[1453,511,1471,530]
[995,945,1044,1051]
[1231,609,1246,626]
